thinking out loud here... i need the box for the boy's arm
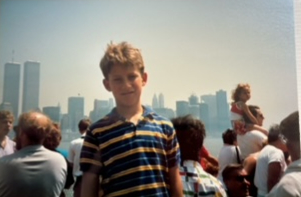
[81,172,99,197]
[168,166,183,197]
[80,129,102,197]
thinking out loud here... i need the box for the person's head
[231,83,251,103]
[222,164,250,197]
[0,110,14,137]
[100,42,147,109]
[43,124,62,151]
[172,115,206,162]
[15,111,52,150]
[78,118,91,134]
[280,111,300,161]
[222,129,237,145]
[243,105,264,126]
[267,124,287,152]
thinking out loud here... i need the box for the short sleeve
[269,149,285,164]
[200,146,209,158]
[166,125,181,168]
[80,128,102,174]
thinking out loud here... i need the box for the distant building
[176,101,189,116]
[152,94,159,109]
[216,90,230,130]
[189,94,199,105]
[68,97,84,132]
[201,94,218,133]
[189,105,200,119]
[2,62,21,122]
[0,102,13,113]
[158,93,164,108]
[43,105,60,123]
[154,108,175,119]
[60,113,71,132]
[22,61,40,113]
[199,103,210,130]
[90,99,112,123]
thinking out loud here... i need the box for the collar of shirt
[107,105,155,122]
[182,160,204,170]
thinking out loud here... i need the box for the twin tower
[1,61,40,123]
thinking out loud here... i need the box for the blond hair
[231,83,251,103]
[99,42,145,79]
[0,110,14,121]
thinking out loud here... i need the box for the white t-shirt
[68,135,85,176]
[254,145,287,196]
[217,145,241,181]
[237,130,267,160]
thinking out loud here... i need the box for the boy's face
[0,118,13,136]
[103,65,147,108]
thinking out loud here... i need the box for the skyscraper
[68,96,84,132]
[158,93,164,108]
[152,94,159,109]
[43,105,61,123]
[216,90,231,130]
[22,61,40,113]
[176,101,189,116]
[189,94,199,105]
[2,62,21,122]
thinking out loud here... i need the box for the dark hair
[268,124,281,144]
[78,118,91,131]
[172,115,206,161]
[280,111,299,142]
[222,129,237,145]
[222,164,244,181]
[243,105,259,124]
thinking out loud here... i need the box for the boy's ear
[103,79,111,92]
[142,72,148,86]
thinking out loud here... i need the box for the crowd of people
[0,42,300,197]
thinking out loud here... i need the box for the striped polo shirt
[80,106,180,197]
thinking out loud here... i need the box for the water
[59,136,223,158]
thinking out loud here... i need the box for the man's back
[0,145,67,197]
[237,130,267,160]
[267,158,301,197]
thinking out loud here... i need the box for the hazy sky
[0,0,298,129]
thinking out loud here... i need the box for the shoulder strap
[235,146,241,164]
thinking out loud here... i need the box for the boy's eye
[129,75,137,80]
[114,78,122,82]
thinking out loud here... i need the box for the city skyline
[0,0,299,130]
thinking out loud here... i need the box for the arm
[168,166,183,197]
[241,103,258,124]
[267,162,282,192]
[81,172,99,197]
[67,142,75,167]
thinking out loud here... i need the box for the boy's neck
[116,104,144,124]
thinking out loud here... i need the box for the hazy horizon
[0,0,299,129]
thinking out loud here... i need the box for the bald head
[17,111,52,148]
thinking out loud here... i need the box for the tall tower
[68,96,84,132]
[22,61,40,113]
[158,93,164,108]
[152,94,159,109]
[2,62,21,122]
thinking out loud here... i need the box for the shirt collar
[107,105,155,121]
[182,160,204,170]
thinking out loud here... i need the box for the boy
[0,110,15,158]
[80,42,183,197]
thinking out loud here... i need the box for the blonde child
[230,83,268,135]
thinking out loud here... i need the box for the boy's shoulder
[144,107,174,129]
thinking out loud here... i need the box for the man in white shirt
[68,118,91,197]
[237,105,267,160]
[254,124,287,197]
[267,111,301,197]
[0,111,67,197]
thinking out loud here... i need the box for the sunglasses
[232,175,250,182]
